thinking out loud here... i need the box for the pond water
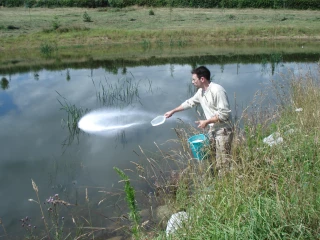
[0,50,319,238]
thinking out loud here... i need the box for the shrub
[40,42,56,58]
[52,16,61,30]
[83,11,92,22]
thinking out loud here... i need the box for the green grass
[114,167,141,239]
[143,63,320,239]
[0,7,319,50]
[0,7,318,70]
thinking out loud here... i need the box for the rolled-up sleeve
[181,90,201,109]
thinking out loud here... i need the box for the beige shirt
[181,82,232,131]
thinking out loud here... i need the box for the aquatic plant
[56,92,89,146]
[0,218,8,239]
[93,76,141,108]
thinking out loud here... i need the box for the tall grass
[93,76,141,108]
[40,42,57,58]
[114,167,141,239]
[57,92,89,146]
[143,62,320,239]
[28,179,106,239]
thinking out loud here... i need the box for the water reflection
[1,51,319,75]
[34,73,39,81]
[0,77,9,90]
[66,69,70,81]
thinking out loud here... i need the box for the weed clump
[40,42,57,58]
[83,11,92,22]
[52,16,61,30]
[114,167,141,238]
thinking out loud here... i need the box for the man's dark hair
[191,66,211,82]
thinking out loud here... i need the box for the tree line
[1,0,319,9]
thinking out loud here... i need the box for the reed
[94,76,141,108]
[0,218,8,239]
[31,179,51,239]
[56,92,89,146]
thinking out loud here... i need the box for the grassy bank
[0,7,319,70]
[1,41,320,75]
[0,7,319,50]
[140,62,320,239]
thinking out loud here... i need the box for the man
[164,66,233,176]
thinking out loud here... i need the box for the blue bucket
[188,134,209,161]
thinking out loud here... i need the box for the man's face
[191,74,202,88]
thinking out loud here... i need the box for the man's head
[191,66,211,88]
[191,66,211,82]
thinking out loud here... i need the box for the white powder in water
[192,139,204,143]
[78,108,149,135]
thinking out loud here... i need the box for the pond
[0,47,319,238]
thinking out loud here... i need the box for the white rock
[166,211,188,236]
[263,132,283,146]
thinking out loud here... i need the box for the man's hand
[195,120,209,129]
[164,110,174,118]
[195,115,219,128]
[164,105,184,119]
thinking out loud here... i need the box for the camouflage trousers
[208,127,233,177]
